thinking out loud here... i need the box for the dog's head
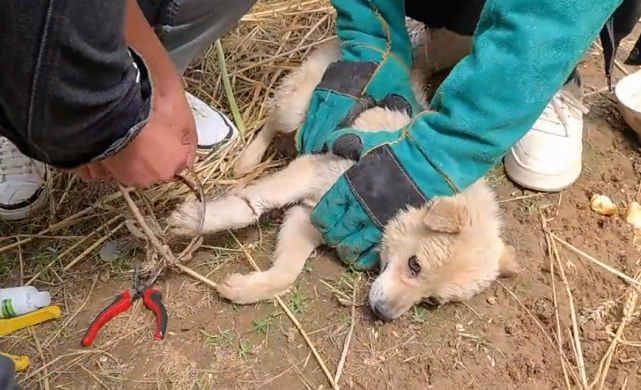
[369,180,518,322]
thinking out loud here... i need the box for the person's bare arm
[123,0,185,94]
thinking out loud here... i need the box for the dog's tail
[216,205,321,304]
[232,118,280,178]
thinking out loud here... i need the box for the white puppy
[168,35,518,321]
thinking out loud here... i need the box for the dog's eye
[423,297,441,307]
[408,255,421,276]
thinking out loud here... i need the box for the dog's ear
[422,197,465,234]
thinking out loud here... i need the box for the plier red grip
[81,266,168,347]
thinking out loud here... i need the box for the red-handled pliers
[81,264,168,347]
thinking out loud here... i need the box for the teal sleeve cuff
[411,0,623,192]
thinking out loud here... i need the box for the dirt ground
[3,5,641,390]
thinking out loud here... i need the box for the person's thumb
[325,127,402,161]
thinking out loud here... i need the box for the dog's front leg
[168,154,332,236]
[217,204,322,304]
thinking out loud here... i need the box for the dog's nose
[370,303,393,322]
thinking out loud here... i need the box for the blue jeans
[0,354,22,390]
[0,0,259,168]
[138,0,259,73]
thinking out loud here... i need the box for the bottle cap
[34,291,52,308]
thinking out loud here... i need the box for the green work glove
[295,0,422,154]
[311,0,624,270]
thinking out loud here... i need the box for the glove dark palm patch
[343,145,429,228]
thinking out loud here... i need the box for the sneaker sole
[196,137,238,158]
[195,119,239,158]
[503,155,582,193]
[0,185,49,221]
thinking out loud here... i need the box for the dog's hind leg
[232,116,281,178]
[232,38,342,178]
[217,205,322,304]
[168,154,330,236]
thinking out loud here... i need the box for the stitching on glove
[316,61,379,96]
[337,95,378,129]
[367,1,392,54]
[385,146,426,200]
[346,1,393,96]
[406,111,461,194]
[344,145,428,227]
[294,89,333,153]
[347,44,412,71]
[364,54,390,93]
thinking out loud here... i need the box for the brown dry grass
[1,1,641,389]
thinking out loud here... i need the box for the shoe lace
[549,90,590,131]
[0,139,36,176]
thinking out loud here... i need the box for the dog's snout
[370,302,394,322]
[369,280,394,321]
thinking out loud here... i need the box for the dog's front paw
[167,196,259,236]
[167,201,204,236]
[217,272,265,305]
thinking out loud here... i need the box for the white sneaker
[504,90,590,192]
[185,92,239,156]
[0,138,48,221]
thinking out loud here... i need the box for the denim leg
[0,354,23,390]
[137,0,259,73]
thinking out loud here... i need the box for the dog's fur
[167,34,518,321]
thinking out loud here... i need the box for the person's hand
[71,0,197,187]
[296,0,422,154]
[73,83,197,187]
